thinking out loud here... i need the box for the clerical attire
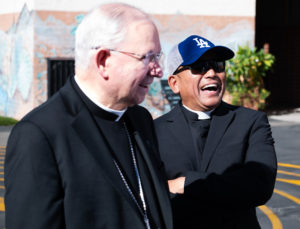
[181,105,212,170]
[72,78,163,228]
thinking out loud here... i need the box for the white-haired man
[5,3,172,229]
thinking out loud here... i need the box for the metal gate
[47,59,75,98]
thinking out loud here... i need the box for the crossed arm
[167,113,277,207]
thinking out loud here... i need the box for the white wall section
[0,0,256,16]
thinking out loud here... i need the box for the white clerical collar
[74,75,126,121]
[183,104,214,120]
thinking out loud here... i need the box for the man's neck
[74,75,127,121]
[182,104,214,120]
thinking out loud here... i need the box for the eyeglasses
[109,49,163,65]
[91,46,163,65]
[174,60,225,75]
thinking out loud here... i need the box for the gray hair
[75,3,150,70]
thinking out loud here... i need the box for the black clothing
[155,102,277,229]
[5,76,172,229]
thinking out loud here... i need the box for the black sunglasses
[174,60,225,75]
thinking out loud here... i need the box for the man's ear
[168,75,180,94]
[95,48,110,79]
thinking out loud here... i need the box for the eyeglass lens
[174,61,225,75]
[191,61,225,73]
[144,52,162,64]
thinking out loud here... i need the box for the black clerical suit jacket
[154,102,277,229]
[5,77,172,229]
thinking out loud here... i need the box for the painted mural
[0,4,254,120]
[0,5,34,119]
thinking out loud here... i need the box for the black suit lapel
[165,105,195,159]
[71,109,143,215]
[125,112,173,228]
[201,102,235,171]
[59,78,142,216]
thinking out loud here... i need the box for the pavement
[268,108,300,124]
[0,126,12,146]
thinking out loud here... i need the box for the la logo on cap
[193,38,210,48]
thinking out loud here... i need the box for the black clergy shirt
[181,105,211,171]
[71,77,162,228]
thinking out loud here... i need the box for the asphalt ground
[0,111,300,228]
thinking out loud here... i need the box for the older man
[155,35,277,228]
[5,3,172,229]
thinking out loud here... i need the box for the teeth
[202,84,217,89]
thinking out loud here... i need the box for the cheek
[192,80,202,94]
[129,63,148,77]
[220,73,226,86]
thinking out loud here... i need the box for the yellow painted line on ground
[0,166,3,169]
[278,163,300,169]
[278,170,300,178]
[0,197,5,212]
[0,156,4,160]
[0,185,4,190]
[274,189,300,205]
[0,161,4,165]
[0,146,5,148]
[0,153,5,155]
[0,171,3,175]
[276,178,300,186]
[0,178,3,181]
[258,205,283,229]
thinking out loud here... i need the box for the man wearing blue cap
[155,35,277,228]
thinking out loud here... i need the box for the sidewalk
[268,108,300,124]
[0,126,13,146]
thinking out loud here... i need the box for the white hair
[75,3,150,70]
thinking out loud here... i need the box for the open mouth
[201,83,219,92]
[139,84,148,89]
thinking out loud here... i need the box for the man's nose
[149,61,163,78]
[203,68,217,78]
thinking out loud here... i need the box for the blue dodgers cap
[167,35,235,75]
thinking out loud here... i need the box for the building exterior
[0,0,256,119]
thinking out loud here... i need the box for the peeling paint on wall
[34,12,76,105]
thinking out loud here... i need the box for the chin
[204,100,222,109]
[134,96,146,105]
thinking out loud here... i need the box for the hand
[168,177,186,194]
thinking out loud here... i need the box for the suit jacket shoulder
[154,103,181,123]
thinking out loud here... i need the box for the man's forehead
[121,20,160,51]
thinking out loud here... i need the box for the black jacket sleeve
[5,121,64,229]
[183,112,277,209]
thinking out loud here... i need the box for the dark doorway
[256,0,300,111]
[47,59,75,98]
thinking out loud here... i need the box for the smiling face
[169,65,226,111]
[105,20,162,108]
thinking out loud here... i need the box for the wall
[0,4,34,119]
[0,0,255,119]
